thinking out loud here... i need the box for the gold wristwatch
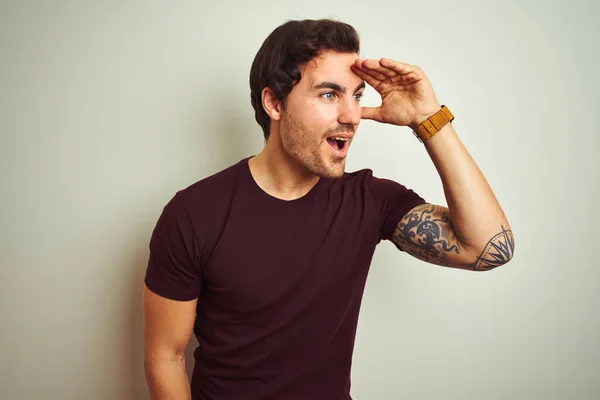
[412,105,454,143]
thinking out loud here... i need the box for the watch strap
[412,105,454,142]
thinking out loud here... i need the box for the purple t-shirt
[145,156,425,400]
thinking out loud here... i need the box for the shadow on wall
[127,94,260,398]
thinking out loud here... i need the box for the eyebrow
[313,80,366,93]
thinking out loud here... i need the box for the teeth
[332,137,349,141]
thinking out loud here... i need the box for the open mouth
[326,137,350,155]
[327,138,346,150]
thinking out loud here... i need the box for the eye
[354,92,364,101]
[320,92,337,101]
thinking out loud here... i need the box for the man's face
[278,50,365,179]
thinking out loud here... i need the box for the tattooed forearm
[393,204,515,270]
[469,225,514,271]
[392,204,461,267]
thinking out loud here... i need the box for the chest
[200,195,380,315]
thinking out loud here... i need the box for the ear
[261,87,282,121]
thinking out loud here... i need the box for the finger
[351,64,381,89]
[354,59,390,82]
[389,72,420,85]
[361,106,381,121]
[360,58,398,79]
[379,58,418,75]
[352,64,386,84]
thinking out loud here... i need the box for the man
[143,19,515,400]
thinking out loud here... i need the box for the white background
[1,0,598,399]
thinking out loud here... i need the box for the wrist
[411,105,454,143]
[409,105,442,130]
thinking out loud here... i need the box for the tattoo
[470,225,514,271]
[393,204,460,266]
[393,204,515,271]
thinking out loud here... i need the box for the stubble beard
[280,112,346,179]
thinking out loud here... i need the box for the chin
[326,166,345,179]
[288,147,347,179]
[313,160,346,179]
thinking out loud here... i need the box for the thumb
[361,106,381,121]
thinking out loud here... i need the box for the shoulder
[335,167,409,195]
[334,167,376,187]
[328,168,422,210]
[340,167,425,213]
[151,158,250,262]
[155,157,248,240]
[172,157,247,210]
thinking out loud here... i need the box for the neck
[248,133,320,201]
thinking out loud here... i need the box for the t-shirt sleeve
[144,194,202,301]
[368,173,427,245]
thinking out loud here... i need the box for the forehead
[299,51,362,88]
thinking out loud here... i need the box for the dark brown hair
[249,19,360,141]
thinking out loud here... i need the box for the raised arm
[351,58,515,271]
[143,285,197,400]
[392,203,514,271]
[389,109,514,271]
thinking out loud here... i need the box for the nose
[337,97,361,127]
